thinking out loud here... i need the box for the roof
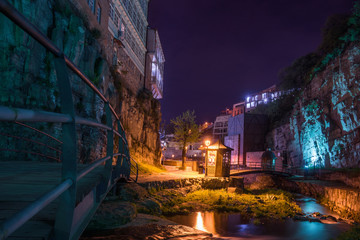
[199,140,233,151]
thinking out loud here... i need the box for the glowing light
[195,212,207,232]
[171,154,174,158]
[246,96,250,102]
[205,140,211,147]
[264,98,268,103]
[194,154,197,157]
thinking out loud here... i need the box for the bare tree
[171,110,201,169]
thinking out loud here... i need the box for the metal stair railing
[0,0,138,239]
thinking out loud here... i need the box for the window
[88,0,95,13]
[96,5,101,23]
[246,103,250,109]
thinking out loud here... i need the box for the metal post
[96,103,114,201]
[53,55,77,239]
[116,120,124,178]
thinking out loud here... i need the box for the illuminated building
[145,28,165,99]
[108,0,149,76]
[245,85,282,112]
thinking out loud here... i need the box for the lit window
[251,102,255,107]
[96,5,101,24]
[262,93,267,99]
[88,0,95,13]
[246,97,250,102]
[246,103,250,108]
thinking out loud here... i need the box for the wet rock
[201,178,229,189]
[137,199,162,215]
[312,212,321,217]
[118,182,149,201]
[249,175,276,190]
[87,201,136,230]
[293,215,309,221]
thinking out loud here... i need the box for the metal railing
[0,0,138,239]
[231,162,304,176]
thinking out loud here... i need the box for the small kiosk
[201,140,232,177]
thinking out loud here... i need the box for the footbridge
[230,163,303,177]
[0,1,138,239]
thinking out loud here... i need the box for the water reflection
[195,212,207,232]
[168,197,350,240]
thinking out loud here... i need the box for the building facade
[245,85,282,112]
[145,28,165,99]
[232,101,245,117]
[108,0,148,76]
[213,114,231,141]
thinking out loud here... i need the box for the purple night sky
[148,0,354,124]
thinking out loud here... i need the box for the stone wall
[268,42,360,168]
[0,0,161,164]
[278,178,360,221]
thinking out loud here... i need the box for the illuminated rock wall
[270,42,360,168]
[0,0,161,164]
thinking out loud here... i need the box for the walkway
[137,166,204,183]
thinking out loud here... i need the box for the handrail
[0,179,73,239]
[15,122,63,144]
[0,132,62,153]
[0,0,137,237]
[0,106,124,138]
[76,156,111,181]
[0,148,61,162]
[129,157,139,182]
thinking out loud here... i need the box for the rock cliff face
[0,0,160,164]
[269,42,360,168]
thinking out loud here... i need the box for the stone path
[137,165,205,183]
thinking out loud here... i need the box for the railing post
[53,54,77,239]
[96,103,114,200]
[116,120,124,178]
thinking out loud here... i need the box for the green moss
[160,189,301,218]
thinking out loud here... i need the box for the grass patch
[159,189,301,219]
[137,162,166,174]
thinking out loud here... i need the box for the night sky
[148,0,354,124]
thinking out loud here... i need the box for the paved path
[137,166,204,183]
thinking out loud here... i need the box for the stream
[167,195,351,240]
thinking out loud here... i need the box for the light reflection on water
[167,197,351,240]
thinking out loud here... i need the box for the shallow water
[167,196,351,240]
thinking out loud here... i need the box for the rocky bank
[0,0,161,164]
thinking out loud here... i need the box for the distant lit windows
[246,103,250,109]
[96,5,101,23]
[88,0,95,13]
[251,102,255,108]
